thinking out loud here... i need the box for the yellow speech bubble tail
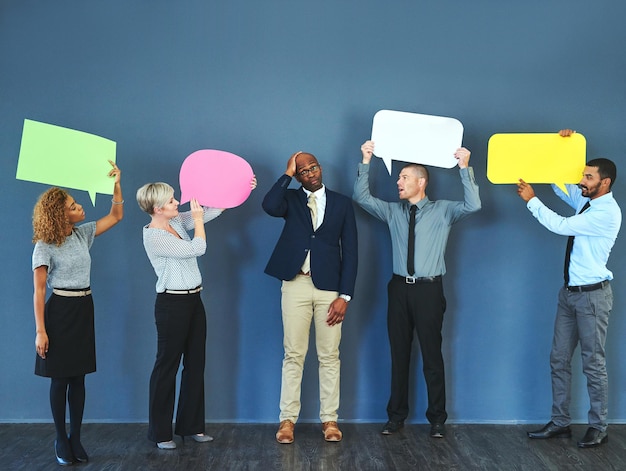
[555,183,569,196]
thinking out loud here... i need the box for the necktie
[564,201,590,285]
[407,205,417,276]
[308,194,318,230]
[301,194,317,274]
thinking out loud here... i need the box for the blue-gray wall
[1,1,625,424]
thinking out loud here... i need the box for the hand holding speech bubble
[371,110,464,174]
[16,119,117,205]
[179,150,254,208]
[487,133,586,192]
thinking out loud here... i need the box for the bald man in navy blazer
[263,151,357,444]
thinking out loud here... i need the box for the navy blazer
[262,174,358,297]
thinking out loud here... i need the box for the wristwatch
[339,294,351,302]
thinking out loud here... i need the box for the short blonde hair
[136,182,174,215]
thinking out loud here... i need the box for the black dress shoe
[69,435,89,463]
[54,439,75,466]
[381,420,404,435]
[430,423,446,438]
[577,427,608,448]
[527,421,572,439]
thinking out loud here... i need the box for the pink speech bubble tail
[179,191,190,205]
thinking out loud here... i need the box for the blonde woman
[136,177,255,450]
[32,161,123,465]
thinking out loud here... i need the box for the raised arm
[95,160,124,236]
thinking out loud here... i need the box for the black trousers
[148,292,207,442]
[386,276,447,425]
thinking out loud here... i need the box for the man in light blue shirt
[354,140,481,438]
[518,129,621,448]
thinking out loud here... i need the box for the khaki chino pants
[279,274,341,423]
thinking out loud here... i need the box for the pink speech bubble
[179,150,254,208]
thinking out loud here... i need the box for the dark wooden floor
[2,423,625,470]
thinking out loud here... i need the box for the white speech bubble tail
[382,156,393,175]
[88,190,98,206]
[555,183,570,196]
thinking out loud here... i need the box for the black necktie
[564,201,591,285]
[407,205,417,276]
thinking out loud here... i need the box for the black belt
[163,286,203,295]
[565,280,609,292]
[393,274,442,284]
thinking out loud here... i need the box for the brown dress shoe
[276,420,295,444]
[322,421,343,442]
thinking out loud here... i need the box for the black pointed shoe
[527,421,571,439]
[54,439,75,466]
[381,420,404,435]
[68,435,88,463]
[430,423,446,438]
[577,427,608,448]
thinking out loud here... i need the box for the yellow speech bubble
[487,133,586,193]
[16,119,117,206]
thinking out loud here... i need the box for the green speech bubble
[16,119,116,205]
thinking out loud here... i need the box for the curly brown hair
[32,187,70,246]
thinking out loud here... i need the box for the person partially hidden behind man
[518,129,621,448]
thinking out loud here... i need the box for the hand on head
[286,151,303,177]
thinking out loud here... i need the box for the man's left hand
[326,298,348,326]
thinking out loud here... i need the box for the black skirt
[34,293,96,378]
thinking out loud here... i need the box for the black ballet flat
[54,439,75,466]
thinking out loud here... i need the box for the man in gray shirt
[353,140,481,438]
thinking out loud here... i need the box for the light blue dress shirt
[353,163,481,277]
[526,184,621,286]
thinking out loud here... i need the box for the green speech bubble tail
[88,190,98,206]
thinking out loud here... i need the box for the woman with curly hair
[32,160,123,466]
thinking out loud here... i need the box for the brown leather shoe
[276,420,295,444]
[322,421,343,442]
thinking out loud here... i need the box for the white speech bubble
[371,110,464,174]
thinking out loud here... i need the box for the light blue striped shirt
[353,163,481,277]
[143,207,222,293]
[527,184,621,286]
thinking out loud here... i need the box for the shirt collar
[404,196,430,211]
[302,185,326,198]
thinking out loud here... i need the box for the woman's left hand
[108,160,121,184]
[250,176,257,190]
